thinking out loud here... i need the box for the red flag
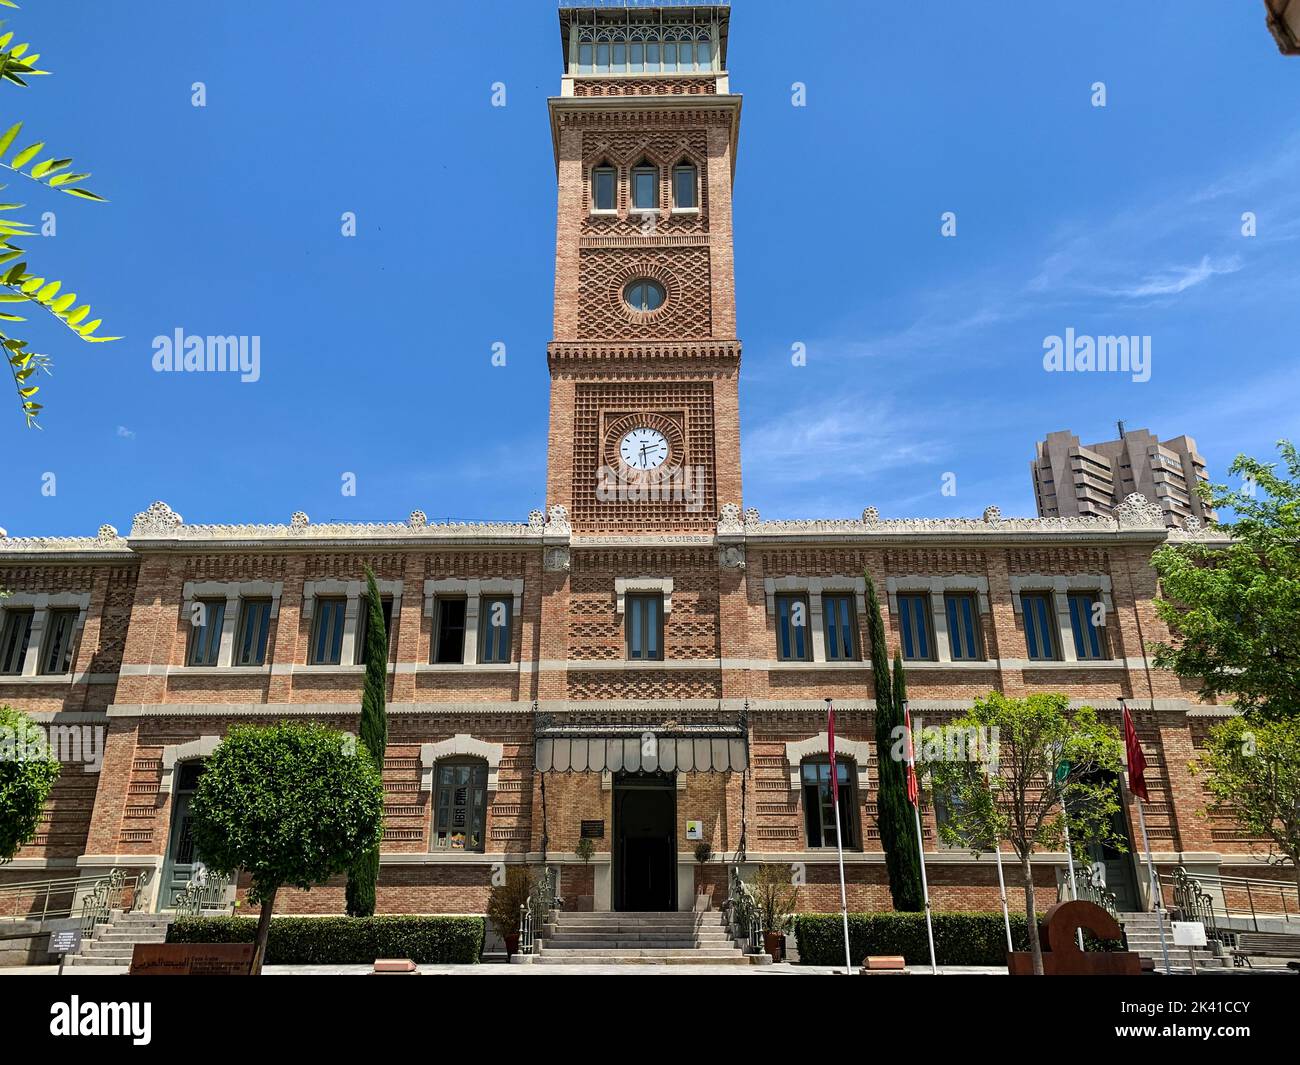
[826,700,838,809]
[1123,704,1149,802]
[904,704,919,807]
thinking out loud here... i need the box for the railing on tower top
[563,1,729,9]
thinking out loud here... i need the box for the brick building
[0,3,1274,925]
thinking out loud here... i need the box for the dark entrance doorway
[1079,769,1141,911]
[613,773,676,912]
[160,761,205,910]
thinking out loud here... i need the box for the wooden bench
[1231,933,1300,968]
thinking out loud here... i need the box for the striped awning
[535,735,747,774]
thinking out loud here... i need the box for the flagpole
[903,701,938,975]
[825,699,853,975]
[993,842,1013,953]
[1120,696,1171,976]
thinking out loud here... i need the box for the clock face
[619,427,669,471]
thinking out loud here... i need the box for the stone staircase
[532,910,760,966]
[1120,910,1230,971]
[65,911,173,968]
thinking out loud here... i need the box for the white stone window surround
[181,580,286,670]
[158,735,221,794]
[614,577,673,615]
[1009,574,1114,665]
[886,576,991,664]
[301,579,402,669]
[423,579,523,667]
[420,733,504,793]
[0,591,91,678]
[784,733,871,792]
[763,576,866,664]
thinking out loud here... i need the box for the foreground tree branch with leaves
[1151,440,1300,722]
[0,0,118,426]
[0,703,60,862]
[1192,715,1300,893]
[188,722,385,974]
[926,692,1125,975]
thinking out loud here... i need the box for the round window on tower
[623,278,665,313]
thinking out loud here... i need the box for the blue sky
[1,0,1296,535]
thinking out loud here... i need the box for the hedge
[167,915,484,964]
[794,912,1034,966]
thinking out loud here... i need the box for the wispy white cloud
[1104,254,1244,299]
[115,426,135,439]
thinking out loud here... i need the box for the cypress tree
[346,568,389,917]
[865,576,923,911]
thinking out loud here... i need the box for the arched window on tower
[592,163,616,213]
[672,161,698,211]
[631,159,658,212]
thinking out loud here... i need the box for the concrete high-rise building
[1031,425,1214,528]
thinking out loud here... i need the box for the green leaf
[9,142,44,170]
[0,123,21,160]
[63,187,105,202]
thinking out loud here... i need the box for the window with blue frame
[309,597,346,666]
[897,593,934,661]
[821,593,859,661]
[632,163,658,211]
[944,593,984,661]
[234,598,273,667]
[187,598,226,667]
[626,594,663,661]
[1067,591,1109,660]
[478,596,512,664]
[1021,592,1059,661]
[592,165,616,212]
[775,593,811,661]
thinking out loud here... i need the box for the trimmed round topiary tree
[188,721,384,973]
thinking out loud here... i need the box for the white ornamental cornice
[729,495,1180,545]
[125,501,543,549]
[0,524,131,559]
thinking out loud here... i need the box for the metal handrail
[0,868,151,926]
[1162,867,1299,935]
[1055,866,1118,920]
[518,866,562,956]
[173,870,231,919]
[724,864,762,953]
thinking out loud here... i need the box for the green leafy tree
[0,704,59,861]
[1151,440,1300,722]
[0,1,118,426]
[865,576,923,911]
[1192,714,1300,893]
[188,721,384,974]
[926,692,1124,975]
[346,568,390,917]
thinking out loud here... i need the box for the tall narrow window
[353,595,393,665]
[1067,592,1109,660]
[233,599,272,667]
[696,38,712,70]
[578,42,593,74]
[944,593,985,662]
[630,41,644,73]
[0,609,33,674]
[822,593,859,662]
[626,593,663,661]
[632,164,658,211]
[40,609,78,675]
[433,760,487,852]
[612,41,626,71]
[595,40,610,73]
[592,165,616,212]
[802,759,857,848]
[1022,592,1059,661]
[646,40,660,72]
[775,593,811,662]
[187,599,226,667]
[897,593,934,661]
[432,597,467,664]
[478,596,512,664]
[309,597,346,666]
[662,40,678,72]
[672,163,697,210]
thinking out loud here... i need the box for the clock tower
[547,3,742,533]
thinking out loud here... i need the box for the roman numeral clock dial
[619,427,669,471]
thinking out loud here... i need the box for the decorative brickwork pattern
[578,247,712,339]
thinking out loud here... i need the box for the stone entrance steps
[534,910,754,966]
[65,911,173,967]
[1120,911,1231,970]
